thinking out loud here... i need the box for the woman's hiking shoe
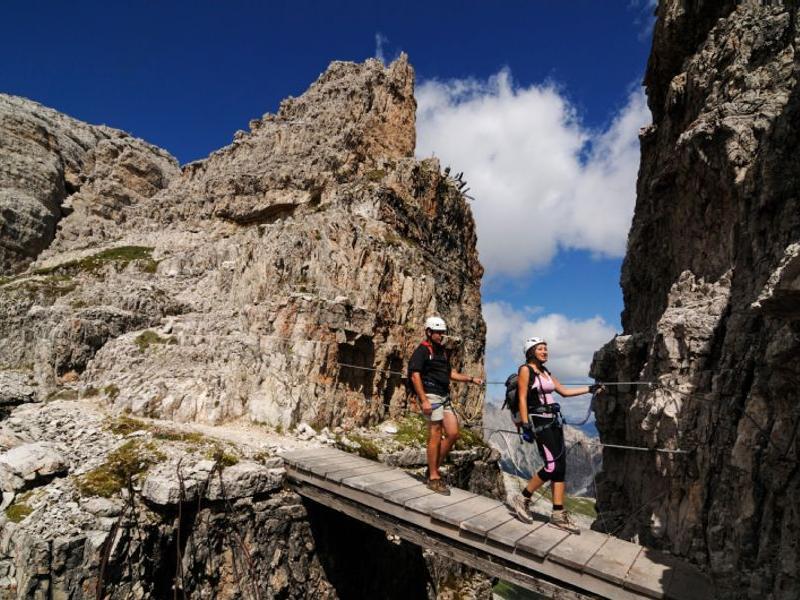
[511,494,533,524]
[427,478,450,495]
[549,509,581,534]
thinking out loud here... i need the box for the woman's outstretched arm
[552,375,591,398]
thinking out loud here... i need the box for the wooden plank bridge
[283,447,712,600]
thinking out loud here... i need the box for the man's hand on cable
[588,383,605,394]
[470,376,484,385]
[521,423,535,443]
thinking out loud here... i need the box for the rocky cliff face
[0,95,179,274]
[0,54,485,430]
[0,56,496,598]
[591,3,800,598]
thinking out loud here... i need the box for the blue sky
[2,1,655,417]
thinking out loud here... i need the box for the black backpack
[501,365,550,414]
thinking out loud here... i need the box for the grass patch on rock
[394,415,428,446]
[106,415,149,436]
[106,416,206,444]
[204,443,240,467]
[454,426,488,450]
[46,388,80,401]
[33,246,156,277]
[338,433,380,460]
[1,275,78,301]
[5,491,35,523]
[152,428,205,444]
[76,439,165,498]
[5,502,33,523]
[364,169,386,182]
[134,330,176,352]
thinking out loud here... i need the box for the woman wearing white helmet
[408,316,483,495]
[510,337,601,533]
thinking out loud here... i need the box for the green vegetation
[5,491,35,523]
[384,231,405,247]
[5,502,33,523]
[106,415,148,435]
[76,440,165,498]
[103,384,120,400]
[393,416,487,450]
[46,388,80,401]
[9,276,77,300]
[394,415,428,446]
[134,330,175,352]
[33,246,156,276]
[364,169,386,182]
[82,386,99,398]
[205,443,240,467]
[252,450,274,465]
[106,415,206,444]
[454,426,488,450]
[338,434,380,460]
[493,580,545,599]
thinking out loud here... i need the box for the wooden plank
[294,453,368,469]
[294,453,365,466]
[281,446,341,463]
[341,469,411,491]
[293,480,598,600]
[404,488,475,514]
[623,548,672,598]
[515,524,570,559]
[665,561,712,600]
[460,505,515,538]
[383,482,436,505]
[547,529,609,570]
[300,456,369,478]
[326,463,393,483]
[287,468,646,600]
[431,495,500,527]
[586,536,643,587]
[487,518,545,548]
[369,476,424,499]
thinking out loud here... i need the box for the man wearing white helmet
[408,316,483,495]
[510,336,602,533]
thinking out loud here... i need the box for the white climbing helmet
[523,337,546,355]
[424,316,447,332]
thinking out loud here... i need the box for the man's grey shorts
[423,394,454,422]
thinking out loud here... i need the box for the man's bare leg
[437,410,460,469]
[427,421,443,479]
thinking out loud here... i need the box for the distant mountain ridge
[483,402,602,498]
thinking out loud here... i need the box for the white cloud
[416,70,651,279]
[374,33,388,64]
[483,301,618,419]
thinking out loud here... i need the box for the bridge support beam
[292,480,597,599]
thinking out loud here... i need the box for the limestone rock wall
[591,3,800,598]
[0,55,485,431]
[0,95,179,273]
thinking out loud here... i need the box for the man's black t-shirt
[408,341,451,396]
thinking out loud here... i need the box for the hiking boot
[511,494,533,524]
[549,509,581,534]
[427,478,450,496]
